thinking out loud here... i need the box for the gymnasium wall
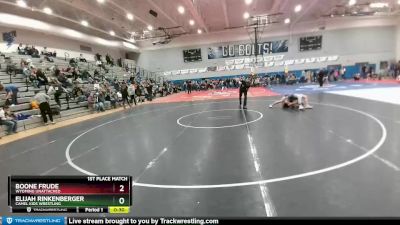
[0,26,125,60]
[137,26,396,80]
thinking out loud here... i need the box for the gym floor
[0,84,399,217]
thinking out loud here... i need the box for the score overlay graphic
[8,176,132,213]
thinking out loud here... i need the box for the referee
[239,77,250,110]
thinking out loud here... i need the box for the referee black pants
[239,89,248,107]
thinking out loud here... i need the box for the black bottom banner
[66,218,400,225]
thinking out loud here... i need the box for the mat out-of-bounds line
[302,114,399,172]
[65,100,387,189]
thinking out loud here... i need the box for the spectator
[120,82,131,109]
[20,58,32,68]
[69,58,78,68]
[106,54,114,66]
[74,87,87,104]
[135,85,144,103]
[361,65,367,79]
[17,43,25,55]
[52,65,61,77]
[0,83,18,106]
[33,90,55,125]
[110,91,119,108]
[45,55,54,62]
[97,92,106,112]
[24,45,30,55]
[0,106,18,135]
[354,73,361,81]
[87,92,95,111]
[317,69,325,87]
[31,46,40,58]
[299,73,306,83]
[57,73,71,87]
[129,75,135,84]
[28,71,39,88]
[36,69,49,89]
[128,83,137,105]
[95,53,101,61]
[22,65,32,79]
[79,54,87,62]
[71,67,79,80]
[48,82,69,110]
[80,69,91,80]
[287,74,297,85]
[5,57,16,76]
[340,67,346,80]
[71,84,83,99]
[42,46,48,55]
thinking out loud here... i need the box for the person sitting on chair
[0,106,18,135]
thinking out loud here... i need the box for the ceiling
[0,0,400,50]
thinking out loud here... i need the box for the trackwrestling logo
[1,217,64,225]
[6,217,13,224]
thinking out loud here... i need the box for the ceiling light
[43,7,52,15]
[127,13,133,20]
[245,0,253,5]
[284,18,290,24]
[349,0,356,6]
[81,20,89,27]
[63,29,84,38]
[97,0,105,3]
[189,19,195,26]
[109,31,115,36]
[0,13,50,30]
[95,38,119,47]
[147,25,153,31]
[16,0,27,8]
[398,0,400,4]
[178,6,185,14]
[294,5,302,13]
[197,29,202,34]
[243,12,250,19]
[370,2,389,8]
[122,41,138,50]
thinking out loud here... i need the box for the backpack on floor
[31,100,39,109]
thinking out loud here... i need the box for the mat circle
[177,109,264,129]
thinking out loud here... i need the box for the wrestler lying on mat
[269,94,313,110]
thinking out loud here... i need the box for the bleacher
[0,51,140,137]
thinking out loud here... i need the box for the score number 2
[118,184,127,205]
